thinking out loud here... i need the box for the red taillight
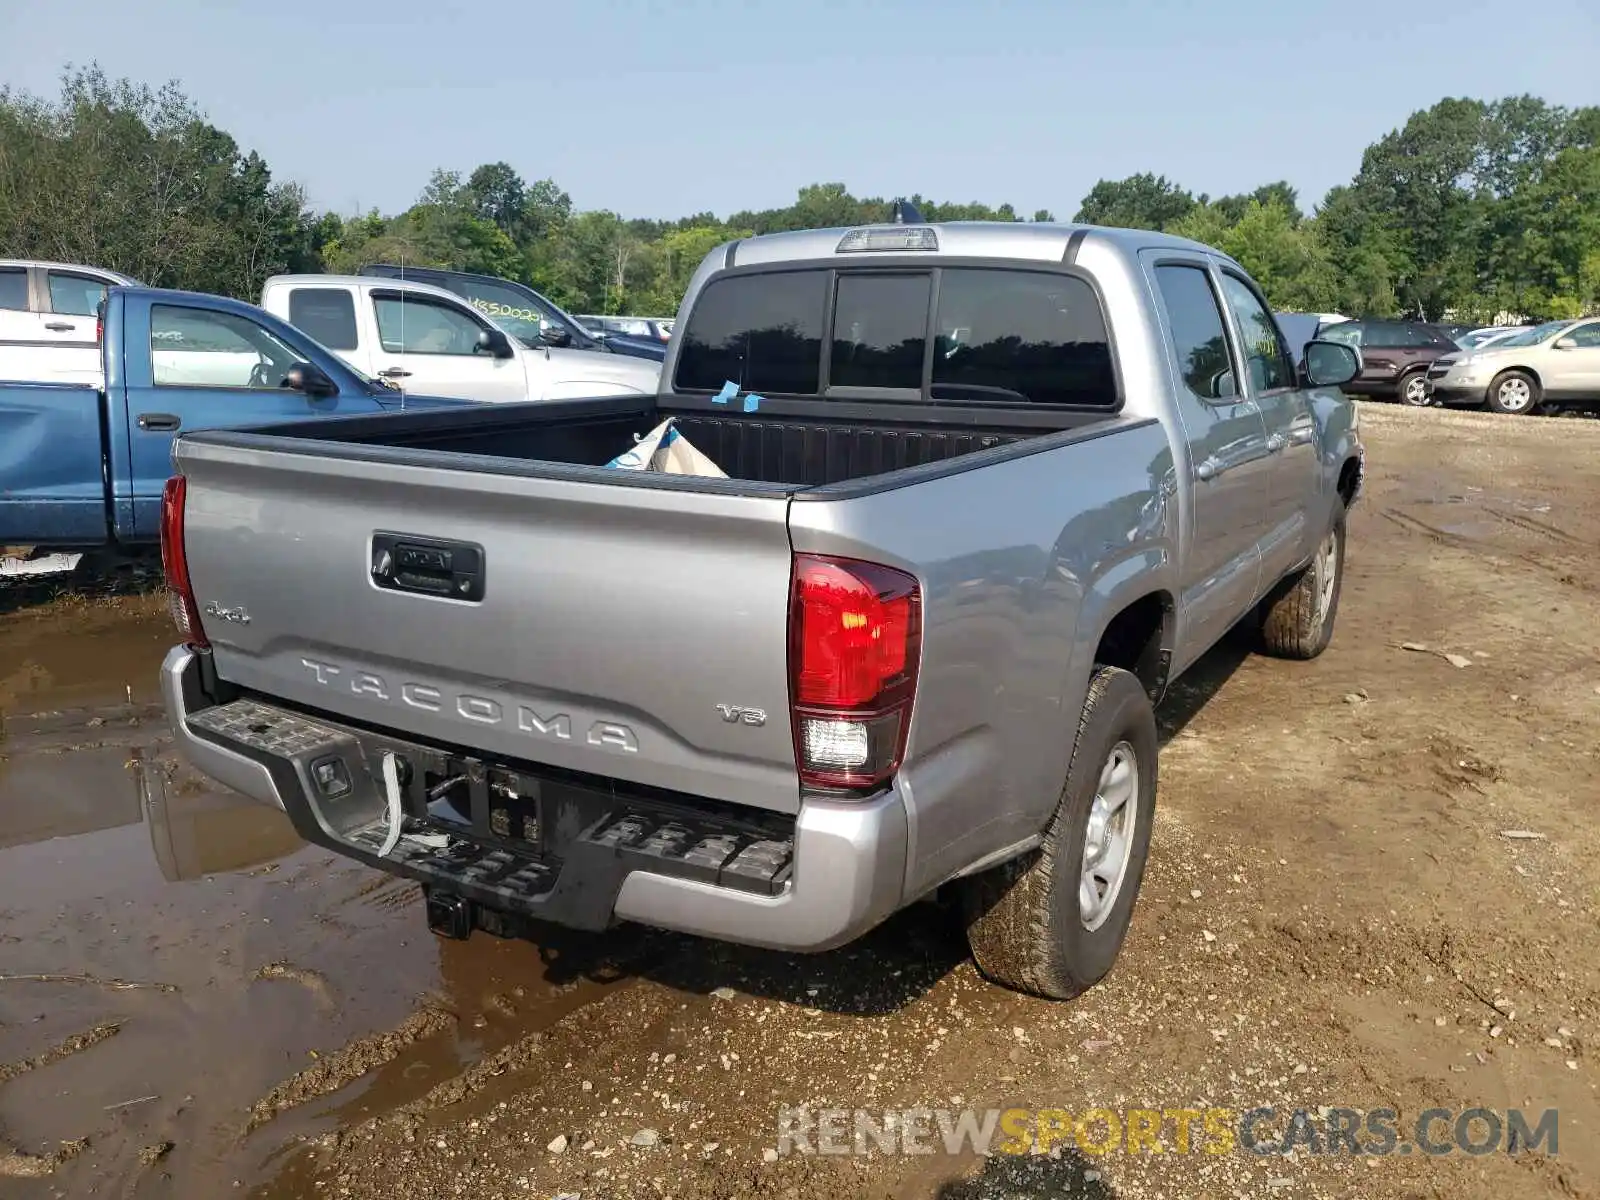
[95,314,103,343]
[160,476,209,649]
[789,554,921,792]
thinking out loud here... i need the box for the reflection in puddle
[0,706,634,1200]
[137,754,305,882]
[0,609,172,714]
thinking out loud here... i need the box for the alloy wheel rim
[1079,741,1139,932]
[1314,530,1339,626]
[1499,378,1532,411]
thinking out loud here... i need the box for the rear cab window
[288,288,359,351]
[674,266,1116,408]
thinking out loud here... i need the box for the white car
[0,259,139,385]
[262,275,660,404]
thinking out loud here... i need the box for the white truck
[0,259,140,385]
[261,275,660,405]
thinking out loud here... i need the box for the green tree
[1073,173,1196,230]
[1213,181,1300,226]
[0,64,316,299]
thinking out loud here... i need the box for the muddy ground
[0,404,1595,1200]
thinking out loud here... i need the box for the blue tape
[713,380,738,405]
[743,393,763,412]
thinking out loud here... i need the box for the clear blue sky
[4,0,1597,222]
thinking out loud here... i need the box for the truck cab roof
[262,274,467,304]
[721,220,1228,268]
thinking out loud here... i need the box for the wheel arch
[1490,361,1543,390]
[1090,589,1176,707]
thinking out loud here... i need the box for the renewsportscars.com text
[774,1105,1560,1158]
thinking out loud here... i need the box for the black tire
[1485,369,1541,416]
[1396,368,1431,407]
[1257,502,1346,659]
[962,666,1158,1001]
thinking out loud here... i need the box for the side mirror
[476,328,516,359]
[1553,336,1577,351]
[537,323,572,349]
[283,361,337,398]
[1302,339,1362,388]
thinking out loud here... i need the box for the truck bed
[221,394,1114,492]
[0,381,111,545]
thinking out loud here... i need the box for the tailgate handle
[370,532,486,602]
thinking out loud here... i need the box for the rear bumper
[161,645,908,953]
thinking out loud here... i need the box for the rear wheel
[1397,369,1431,407]
[962,666,1158,1001]
[1257,502,1346,660]
[1485,369,1540,415]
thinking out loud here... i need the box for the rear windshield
[674,266,1116,408]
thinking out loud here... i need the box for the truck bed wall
[250,397,1098,488]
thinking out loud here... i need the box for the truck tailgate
[175,441,802,813]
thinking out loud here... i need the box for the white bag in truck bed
[606,418,726,478]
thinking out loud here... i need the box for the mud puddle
[0,598,171,715]
[0,604,641,1197]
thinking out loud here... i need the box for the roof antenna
[890,197,924,224]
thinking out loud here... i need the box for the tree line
[2,66,1597,323]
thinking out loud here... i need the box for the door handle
[45,321,75,332]
[137,412,182,432]
[1265,433,1286,453]
[378,368,412,379]
[1195,458,1219,481]
[370,532,486,602]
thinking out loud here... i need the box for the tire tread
[964,666,1151,1001]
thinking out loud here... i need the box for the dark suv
[1314,319,1460,405]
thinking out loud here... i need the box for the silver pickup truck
[159,221,1363,1000]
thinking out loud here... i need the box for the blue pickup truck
[0,286,465,552]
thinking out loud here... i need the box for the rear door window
[46,271,112,316]
[675,270,828,394]
[830,273,930,390]
[932,269,1115,407]
[1363,322,1407,348]
[0,268,28,311]
[1152,264,1238,401]
[288,287,359,350]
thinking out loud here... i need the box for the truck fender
[1036,536,1178,841]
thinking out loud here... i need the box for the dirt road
[1,405,1595,1200]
